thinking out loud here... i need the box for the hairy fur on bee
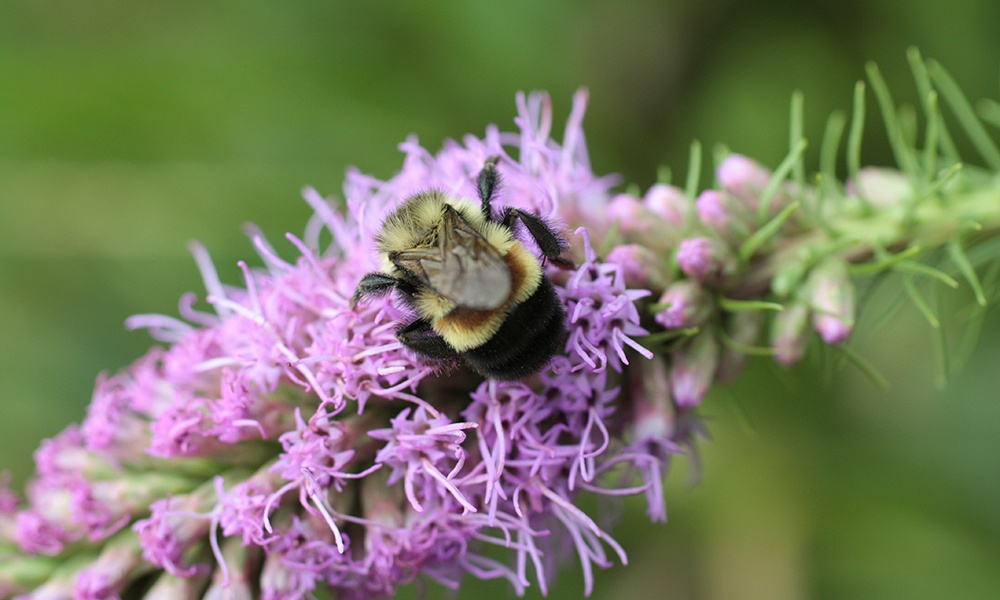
[352,157,570,380]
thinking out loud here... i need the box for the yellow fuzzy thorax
[374,189,545,352]
[376,192,515,274]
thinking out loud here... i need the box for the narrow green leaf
[899,104,919,151]
[657,165,672,185]
[866,61,919,176]
[740,200,801,262]
[718,297,785,312]
[684,140,702,202]
[789,91,807,194]
[908,47,933,103]
[930,283,949,388]
[847,81,867,200]
[893,259,960,288]
[947,239,988,305]
[713,143,732,173]
[977,98,1000,128]
[948,240,987,306]
[718,330,777,356]
[902,274,940,328]
[835,344,890,390]
[907,48,961,164]
[640,328,700,347]
[922,91,941,178]
[819,110,846,195]
[757,139,807,224]
[930,60,1000,169]
[925,162,963,197]
[952,273,993,374]
[847,245,921,275]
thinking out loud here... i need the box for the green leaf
[847,81,867,195]
[757,139,807,224]
[718,330,776,356]
[789,91,807,197]
[893,259,960,288]
[740,200,801,262]
[907,47,961,165]
[930,59,1000,169]
[656,164,672,185]
[976,98,1000,128]
[819,110,846,199]
[718,297,785,312]
[834,344,890,390]
[866,61,919,176]
[640,327,700,348]
[847,245,921,275]
[684,140,702,203]
[947,239,988,306]
[902,273,940,328]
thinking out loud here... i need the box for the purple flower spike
[5,67,969,596]
[0,91,703,599]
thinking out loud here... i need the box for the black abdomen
[462,277,566,380]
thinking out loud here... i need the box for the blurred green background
[2,1,999,598]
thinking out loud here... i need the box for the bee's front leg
[352,272,399,308]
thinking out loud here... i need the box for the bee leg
[351,272,398,307]
[396,319,459,359]
[477,155,502,221]
[501,208,574,268]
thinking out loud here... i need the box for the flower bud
[608,193,682,253]
[676,236,739,288]
[850,167,913,210]
[75,533,145,599]
[654,280,712,329]
[670,331,719,409]
[643,183,687,227]
[607,193,651,236]
[771,301,811,366]
[695,189,751,243]
[808,257,855,344]
[717,153,771,204]
[606,244,670,290]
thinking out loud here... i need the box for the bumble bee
[352,156,570,380]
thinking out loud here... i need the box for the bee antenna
[478,155,502,220]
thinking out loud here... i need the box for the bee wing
[391,209,511,309]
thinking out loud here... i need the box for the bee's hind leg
[396,319,459,360]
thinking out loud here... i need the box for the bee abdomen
[462,277,566,380]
